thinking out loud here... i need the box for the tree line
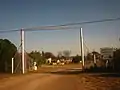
[0,39,17,72]
[0,39,82,73]
[0,39,120,73]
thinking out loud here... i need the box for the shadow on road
[96,73,120,78]
[47,68,83,75]
[44,68,120,78]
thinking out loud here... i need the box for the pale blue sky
[0,0,120,55]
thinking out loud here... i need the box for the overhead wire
[84,40,90,54]
[13,43,22,58]
[23,17,120,31]
[58,17,120,26]
[0,17,120,33]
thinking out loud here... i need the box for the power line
[84,41,89,53]
[0,17,120,33]
[24,17,120,31]
[57,17,120,26]
[0,29,19,33]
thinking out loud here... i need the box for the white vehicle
[60,62,65,65]
[52,62,57,65]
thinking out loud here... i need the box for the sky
[0,0,120,56]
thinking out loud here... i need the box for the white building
[100,47,117,60]
[47,58,52,64]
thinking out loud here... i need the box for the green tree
[86,53,93,60]
[29,51,46,66]
[72,55,82,63]
[113,49,120,71]
[63,50,71,59]
[44,52,56,59]
[57,51,62,59]
[0,39,17,72]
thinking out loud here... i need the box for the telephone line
[0,17,120,33]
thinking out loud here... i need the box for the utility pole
[80,28,85,70]
[21,29,25,74]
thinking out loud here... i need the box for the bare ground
[0,64,120,90]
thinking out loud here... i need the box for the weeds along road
[0,64,120,90]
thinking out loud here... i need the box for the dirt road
[0,65,120,90]
[0,69,83,90]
